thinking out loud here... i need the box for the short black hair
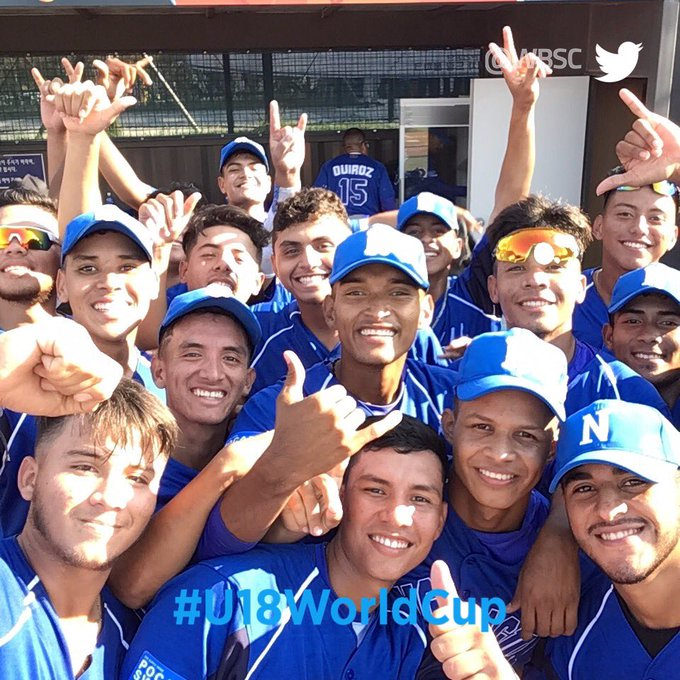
[182,204,270,264]
[487,194,592,261]
[272,188,349,243]
[345,414,448,489]
[0,187,57,218]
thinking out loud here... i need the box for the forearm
[136,245,171,351]
[58,132,102,237]
[99,133,154,209]
[490,102,535,222]
[46,129,67,198]
[109,458,238,608]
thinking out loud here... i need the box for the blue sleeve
[378,166,397,212]
[611,367,671,417]
[122,567,243,680]
[450,234,495,314]
[409,328,449,368]
[196,503,258,562]
[313,163,329,189]
[226,385,280,443]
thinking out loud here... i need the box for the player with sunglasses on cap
[0,188,60,334]
[573,169,679,350]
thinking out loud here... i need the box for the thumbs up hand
[269,351,403,487]
[428,561,518,680]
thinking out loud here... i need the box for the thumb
[431,559,460,611]
[184,191,202,216]
[506,594,520,614]
[354,409,403,449]
[110,96,137,116]
[280,350,305,404]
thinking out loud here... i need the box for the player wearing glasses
[0,188,60,334]
[573,170,679,349]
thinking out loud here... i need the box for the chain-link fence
[0,48,480,142]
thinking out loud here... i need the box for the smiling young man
[0,187,60,332]
[486,196,669,418]
[573,171,679,350]
[0,379,177,679]
[603,262,680,427]
[397,328,569,674]
[543,400,680,679]
[122,415,448,680]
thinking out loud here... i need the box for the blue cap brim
[160,297,262,351]
[397,206,456,232]
[609,287,680,314]
[548,450,678,493]
[329,257,429,290]
[61,221,153,265]
[456,375,566,421]
[219,143,269,172]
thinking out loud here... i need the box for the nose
[2,237,29,256]
[381,501,416,528]
[216,249,236,273]
[302,245,323,269]
[97,270,125,291]
[90,473,132,511]
[595,487,628,522]
[198,354,223,382]
[637,321,664,345]
[523,266,550,288]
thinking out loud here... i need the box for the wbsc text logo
[484,47,583,75]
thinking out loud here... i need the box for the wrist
[274,168,301,189]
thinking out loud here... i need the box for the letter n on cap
[580,411,609,446]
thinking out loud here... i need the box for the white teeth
[192,388,225,399]
[622,241,650,249]
[600,528,640,541]
[425,252,438,258]
[521,300,551,308]
[479,468,515,481]
[2,266,30,275]
[370,535,409,549]
[633,352,663,360]
[360,328,395,337]
[94,301,127,312]
[297,275,326,285]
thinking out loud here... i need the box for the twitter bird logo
[596,41,642,82]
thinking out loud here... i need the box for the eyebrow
[178,340,246,355]
[71,253,146,262]
[462,410,546,431]
[563,467,629,484]
[65,447,152,471]
[356,473,441,495]
[619,307,680,317]
[340,273,415,286]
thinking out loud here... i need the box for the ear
[217,174,227,196]
[441,406,457,445]
[418,292,434,329]
[575,273,587,304]
[487,273,500,304]
[178,258,189,284]
[56,268,69,304]
[602,322,615,351]
[592,214,604,241]
[243,367,256,397]
[253,271,266,297]
[264,174,272,196]
[668,225,679,252]
[435,500,448,538]
[148,268,160,302]
[17,456,38,502]
[270,249,279,278]
[322,292,336,330]
[151,354,166,389]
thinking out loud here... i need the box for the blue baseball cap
[329,224,429,289]
[61,205,154,265]
[159,284,262,354]
[397,192,458,232]
[549,399,680,493]
[218,137,269,173]
[455,328,568,421]
[608,263,680,314]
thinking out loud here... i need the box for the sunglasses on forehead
[615,180,679,198]
[0,226,60,251]
[494,228,581,265]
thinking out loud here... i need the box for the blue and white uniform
[0,537,137,679]
[122,542,429,680]
[156,458,199,513]
[572,269,608,350]
[314,153,396,217]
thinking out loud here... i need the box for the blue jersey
[250,301,448,394]
[546,573,680,679]
[169,280,293,312]
[566,353,671,418]
[432,275,502,346]
[156,457,199,512]
[122,542,429,680]
[0,537,137,679]
[314,153,396,217]
[0,352,164,538]
[229,358,457,442]
[573,269,608,350]
[396,492,549,670]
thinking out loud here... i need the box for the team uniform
[396,492,549,670]
[314,153,396,217]
[545,571,680,679]
[228,358,457,443]
[572,269,608,350]
[249,300,448,393]
[431,275,502,346]
[0,352,164,538]
[122,542,430,680]
[156,458,199,512]
[0,537,138,679]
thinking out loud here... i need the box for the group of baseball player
[0,25,679,680]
